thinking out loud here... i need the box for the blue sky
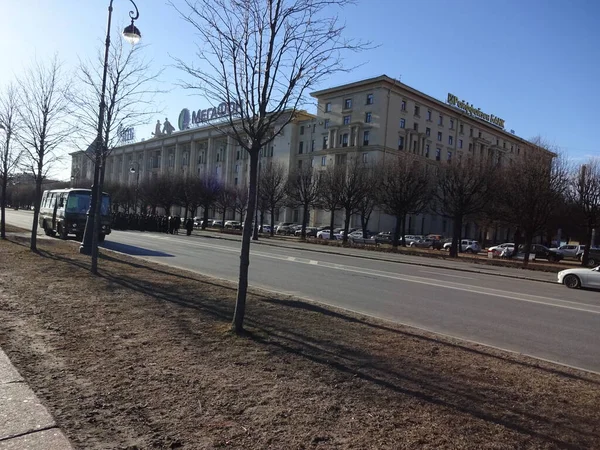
[1,0,598,180]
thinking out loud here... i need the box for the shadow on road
[101,241,174,257]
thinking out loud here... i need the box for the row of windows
[317,130,371,151]
[323,111,373,129]
[324,93,374,113]
[297,153,371,170]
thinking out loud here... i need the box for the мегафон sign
[446,93,505,129]
[178,102,241,131]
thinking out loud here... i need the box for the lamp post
[129,161,140,213]
[80,0,141,258]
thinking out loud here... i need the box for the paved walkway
[193,230,559,284]
[0,349,72,449]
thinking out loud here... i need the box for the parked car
[403,235,424,245]
[316,229,337,239]
[295,226,318,237]
[193,216,205,227]
[260,224,272,233]
[558,266,600,289]
[276,222,295,235]
[519,244,563,262]
[224,220,242,229]
[550,244,586,259]
[426,234,444,241]
[577,247,600,267]
[488,242,515,254]
[211,219,223,227]
[409,237,443,250]
[443,239,481,253]
[374,231,392,244]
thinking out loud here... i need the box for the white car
[443,239,481,253]
[558,266,600,289]
[551,244,585,259]
[488,243,515,254]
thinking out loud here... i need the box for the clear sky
[1,0,598,181]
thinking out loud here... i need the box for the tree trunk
[301,205,309,239]
[269,206,275,237]
[581,222,593,267]
[342,209,351,244]
[202,206,209,230]
[392,215,401,248]
[450,215,462,258]
[30,173,43,252]
[401,214,407,247]
[329,208,336,240]
[522,230,534,267]
[360,214,367,239]
[510,228,521,260]
[0,174,7,239]
[232,150,259,334]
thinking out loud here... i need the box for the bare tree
[259,161,287,236]
[435,156,496,258]
[0,83,22,239]
[217,186,236,226]
[154,173,179,217]
[498,140,569,266]
[17,56,72,251]
[338,157,371,244]
[234,184,250,222]
[285,165,322,238]
[378,154,433,248]
[568,160,600,266]
[356,164,382,238]
[198,176,223,230]
[172,0,368,332]
[319,163,345,240]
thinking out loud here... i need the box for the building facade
[71,75,551,238]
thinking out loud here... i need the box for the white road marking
[309,260,319,265]
[420,270,475,280]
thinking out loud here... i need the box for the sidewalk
[0,349,72,449]
[194,230,559,284]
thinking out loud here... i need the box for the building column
[174,143,182,174]
[142,149,148,181]
[206,137,215,175]
[190,141,198,178]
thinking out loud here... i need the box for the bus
[39,188,112,242]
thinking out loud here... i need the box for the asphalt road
[5,210,600,373]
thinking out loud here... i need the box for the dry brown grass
[0,235,599,449]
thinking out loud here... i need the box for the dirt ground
[0,231,599,449]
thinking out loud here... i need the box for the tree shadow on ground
[101,241,174,257]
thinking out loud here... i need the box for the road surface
[5,210,600,372]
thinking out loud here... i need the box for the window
[450,119,454,130]
[324,119,330,129]
[511,145,514,153]
[298,141,304,154]
[427,110,432,121]
[459,123,464,134]
[344,98,352,109]
[426,127,431,137]
[448,136,453,145]
[365,112,372,123]
[447,150,452,162]
[325,102,331,112]
[469,143,473,151]
[311,140,315,152]
[234,177,238,185]
[235,164,239,173]
[458,139,463,149]
[437,131,442,142]
[398,136,405,150]
[436,148,441,161]
[298,160,303,169]
[413,122,419,132]
[401,100,406,111]
[425,144,430,157]
[323,136,328,149]
[503,142,506,149]
[496,139,499,146]
[362,152,368,163]
[412,140,417,152]
[343,115,351,125]
[438,114,443,126]
[414,105,420,117]
[400,118,405,129]
[470,128,473,137]
[363,130,370,146]
[300,126,304,135]
[236,150,240,160]
[321,156,327,166]
[478,131,482,138]
[366,93,373,105]
[341,133,349,147]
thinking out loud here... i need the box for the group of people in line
[111,212,195,236]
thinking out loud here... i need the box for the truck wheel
[98,234,106,243]
[43,222,55,236]
[588,258,597,267]
[58,224,68,240]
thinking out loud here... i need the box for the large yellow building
[71,75,551,237]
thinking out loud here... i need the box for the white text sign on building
[178,102,241,130]
[447,93,505,129]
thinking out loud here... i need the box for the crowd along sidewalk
[0,349,72,449]
[195,230,559,284]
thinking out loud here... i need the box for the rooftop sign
[178,102,241,131]
[447,93,505,129]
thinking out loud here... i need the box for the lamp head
[123,23,141,45]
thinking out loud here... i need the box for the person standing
[186,218,194,236]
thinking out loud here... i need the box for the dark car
[409,237,443,250]
[295,226,318,237]
[374,231,392,244]
[520,244,563,262]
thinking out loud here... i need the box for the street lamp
[129,162,140,213]
[80,0,141,258]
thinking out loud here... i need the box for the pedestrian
[186,218,194,236]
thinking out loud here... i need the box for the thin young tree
[285,165,322,238]
[569,160,600,266]
[18,56,72,251]
[319,163,345,240]
[259,161,287,236]
[356,163,382,238]
[218,186,236,226]
[234,184,249,223]
[198,176,223,230]
[338,156,371,244]
[435,156,496,258]
[379,154,433,248]
[171,0,368,332]
[0,83,22,239]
